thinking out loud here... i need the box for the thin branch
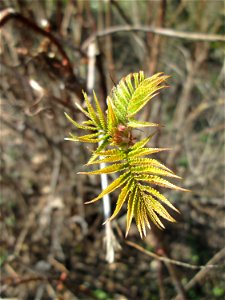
[184,247,225,290]
[111,0,148,62]
[126,240,223,270]
[0,8,84,98]
[0,9,72,73]
[173,247,225,300]
[82,25,225,50]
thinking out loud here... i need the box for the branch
[0,8,84,98]
[126,240,223,270]
[0,9,71,72]
[82,25,225,50]
[184,247,225,290]
[173,247,225,299]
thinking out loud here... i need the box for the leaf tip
[102,218,110,225]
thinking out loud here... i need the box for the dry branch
[0,8,84,98]
[82,25,225,50]
[126,240,222,270]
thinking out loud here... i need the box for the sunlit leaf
[107,97,118,132]
[83,91,101,128]
[130,165,181,178]
[108,179,133,222]
[93,91,107,130]
[136,175,188,191]
[129,158,173,173]
[140,185,179,213]
[86,153,126,165]
[126,186,138,237]
[85,171,131,204]
[64,112,96,131]
[128,147,171,158]
[78,162,128,175]
[128,120,159,128]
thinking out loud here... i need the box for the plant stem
[87,41,116,263]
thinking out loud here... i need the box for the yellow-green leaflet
[78,162,128,175]
[108,179,133,221]
[85,171,131,204]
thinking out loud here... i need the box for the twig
[126,240,223,270]
[148,0,167,74]
[0,9,72,73]
[129,225,185,300]
[0,8,84,98]
[184,247,225,290]
[173,247,225,300]
[157,259,166,300]
[111,0,147,62]
[104,0,116,90]
[82,25,225,50]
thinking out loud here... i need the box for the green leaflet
[125,73,134,94]
[75,102,90,118]
[107,97,118,132]
[78,162,128,175]
[148,197,176,222]
[128,147,170,158]
[66,132,104,143]
[83,92,100,128]
[109,71,146,123]
[128,120,159,128]
[93,91,106,130]
[145,201,165,229]
[129,158,173,173]
[127,74,169,117]
[112,87,128,117]
[86,153,126,165]
[136,174,188,191]
[96,149,124,157]
[135,196,143,238]
[126,186,138,237]
[89,137,110,158]
[140,185,179,213]
[129,134,155,150]
[64,112,96,131]
[130,165,181,178]
[108,179,133,222]
[65,71,188,238]
[85,171,131,204]
[69,132,100,139]
[82,120,95,126]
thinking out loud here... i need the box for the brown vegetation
[0,1,224,299]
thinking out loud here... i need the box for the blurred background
[0,1,224,299]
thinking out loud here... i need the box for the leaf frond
[65,71,189,238]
